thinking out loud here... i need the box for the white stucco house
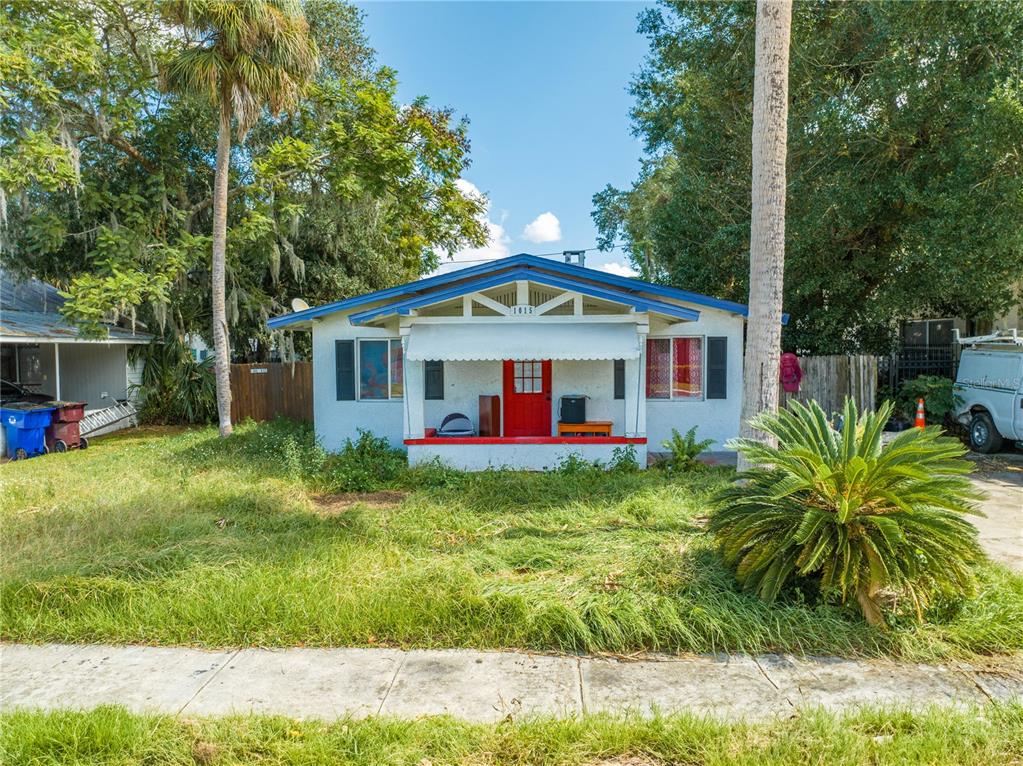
[268,254,772,470]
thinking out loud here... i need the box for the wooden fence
[230,362,313,423]
[779,355,878,415]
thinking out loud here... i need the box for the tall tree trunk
[212,99,233,437]
[738,0,792,470]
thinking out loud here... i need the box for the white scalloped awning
[405,322,641,361]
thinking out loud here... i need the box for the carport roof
[0,267,153,344]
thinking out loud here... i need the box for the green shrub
[710,398,984,627]
[897,375,963,425]
[660,426,713,472]
[130,334,216,425]
[609,444,640,472]
[556,452,598,474]
[322,430,406,492]
[400,457,467,489]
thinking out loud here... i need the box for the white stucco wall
[408,441,645,471]
[311,311,405,450]
[311,302,745,456]
[551,360,624,435]
[645,309,745,451]
[423,360,502,434]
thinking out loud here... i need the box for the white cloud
[521,211,562,244]
[597,261,639,278]
[432,179,511,275]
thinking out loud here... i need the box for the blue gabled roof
[348,267,700,324]
[268,253,777,329]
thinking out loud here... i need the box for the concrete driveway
[970,454,1023,572]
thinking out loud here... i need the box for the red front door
[503,360,552,437]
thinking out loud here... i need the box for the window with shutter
[357,339,404,400]
[359,340,389,399]
[671,337,703,398]
[613,359,625,400]
[646,337,705,400]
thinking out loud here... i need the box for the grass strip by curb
[2,703,1022,766]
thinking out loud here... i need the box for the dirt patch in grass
[588,757,661,766]
[311,490,409,514]
[191,740,219,765]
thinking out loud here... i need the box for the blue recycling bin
[1,404,55,459]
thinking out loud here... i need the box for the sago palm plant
[710,398,984,627]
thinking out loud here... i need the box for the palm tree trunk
[211,99,233,437]
[738,0,792,471]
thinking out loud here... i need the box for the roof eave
[348,268,701,325]
[265,253,788,328]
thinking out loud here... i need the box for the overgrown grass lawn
[3,704,1022,766]
[2,421,1021,659]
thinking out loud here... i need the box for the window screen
[389,339,403,398]
[647,337,704,400]
[359,340,389,399]
[672,337,702,399]
[646,339,670,399]
[902,321,927,346]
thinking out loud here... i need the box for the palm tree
[164,0,318,437]
[738,0,792,469]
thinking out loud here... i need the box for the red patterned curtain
[672,337,702,398]
[646,338,670,398]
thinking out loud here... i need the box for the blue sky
[356,1,653,274]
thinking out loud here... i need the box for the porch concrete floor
[2,643,1020,722]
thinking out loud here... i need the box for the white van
[953,331,1023,453]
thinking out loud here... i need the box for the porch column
[54,343,62,401]
[403,353,425,440]
[624,333,647,438]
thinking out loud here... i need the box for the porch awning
[404,322,641,361]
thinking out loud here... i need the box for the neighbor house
[268,254,770,470]
[0,267,151,440]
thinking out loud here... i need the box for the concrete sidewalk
[2,643,1020,722]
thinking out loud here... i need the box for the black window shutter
[706,337,727,400]
[613,359,625,400]
[425,360,444,400]
[335,340,355,401]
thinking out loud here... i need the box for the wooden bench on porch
[556,420,613,437]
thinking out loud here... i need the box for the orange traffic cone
[915,398,926,429]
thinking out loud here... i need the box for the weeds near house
[609,444,640,472]
[660,426,713,472]
[321,429,406,492]
[1,420,1019,658]
[711,398,985,627]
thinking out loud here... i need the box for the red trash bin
[45,401,88,452]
